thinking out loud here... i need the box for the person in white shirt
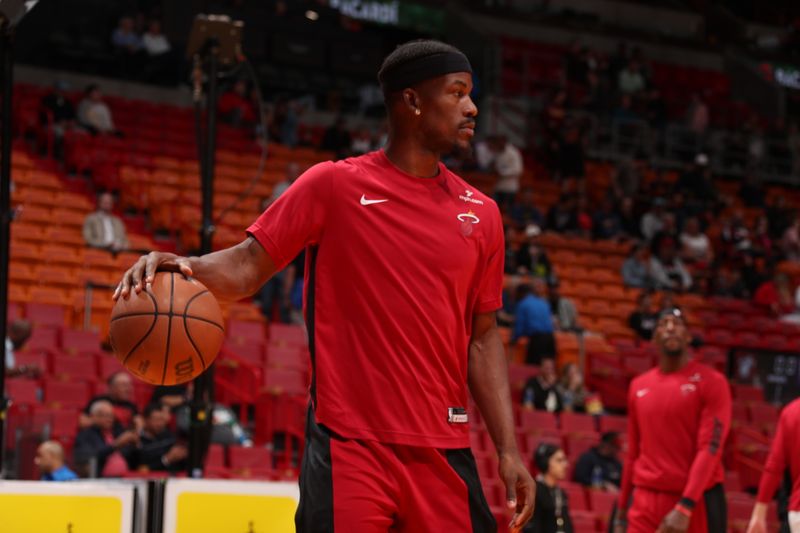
[481,135,523,209]
[142,20,170,56]
[77,85,117,135]
[679,216,713,265]
[82,192,129,252]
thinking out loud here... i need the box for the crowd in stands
[111,15,178,85]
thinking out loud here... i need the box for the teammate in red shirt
[614,308,731,533]
[115,40,535,532]
[747,397,800,533]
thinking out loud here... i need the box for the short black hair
[143,403,163,419]
[378,39,462,94]
[534,442,561,473]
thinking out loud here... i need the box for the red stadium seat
[51,354,98,381]
[588,489,617,518]
[13,351,49,373]
[263,368,308,395]
[560,412,596,434]
[5,379,39,405]
[223,340,264,366]
[229,446,272,478]
[24,302,66,328]
[561,481,588,511]
[265,344,306,371]
[206,443,227,469]
[43,379,90,409]
[60,328,101,355]
[564,433,599,460]
[570,511,598,532]
[268,323,307,347]
[21,327,59,352]
[598,415,627,434]
[227,320,265,344]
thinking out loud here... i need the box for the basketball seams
[110,312,224,330]
[121,289,159,366]
[161,272,175,385]
[184,290,209,370]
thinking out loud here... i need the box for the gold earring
[415,109,421,116]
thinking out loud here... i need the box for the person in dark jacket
[73,400,137,477]
[573,431,623,490]
[525,443,574,533]
[128,403,187,473]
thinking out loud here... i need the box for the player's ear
[402,88,421,116]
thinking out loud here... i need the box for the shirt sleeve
[680,372,732,506]
[473,205,505,314]
[757,407,789,503]
[247,161,334,270]
[618,382,641,511]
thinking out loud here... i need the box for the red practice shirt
[618,359,732,510]
[757,398,800,510]
[247,150,504,448]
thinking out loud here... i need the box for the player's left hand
[657,509,690,533]
[499,452,535,530]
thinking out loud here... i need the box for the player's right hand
[113,251,193,300]
[745,515,767,533]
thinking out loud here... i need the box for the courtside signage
[163,479,299,533]
[0,480,134,533]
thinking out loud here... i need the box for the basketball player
[746,397,800,533]
[115,40,535,531]
[613,308,731,533]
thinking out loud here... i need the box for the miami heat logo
[457,210,480,236]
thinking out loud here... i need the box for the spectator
[618,60,646,95]
[712,266,749,299]
[320,116,352,160]
[547,195,578,234]
[514,280,556,365]
[679,216,713,267]
[522,358,563,412]
[557,363,600,414]
[515,233,553,281]
[754,273,797,317]
[35,441,78,481]
[781,216,800,261]
[575,195,593,239]
[74,400,137,478]
[218,80,256,128]
[524,443,574,533]
[80,372,141,431]
[265,162,301,207]
[488,135,524,209]
[39,80,76,159]
[720,212,753,259]
[628,292,658,341]
[751,216,773,258]
[613,152,647,199]
[686,93,709,135]
[5,319,38,378]
[82,192,129,252]
[640,198,667,242]
[549,282,581,332]
[142,19,170,57]
[650,240,692,292]
[621,244,652,289]
[592,198,622,240]
[573,432,622,491]
[129,404,187,473]
[77,85,119,135]
[111,16,142,54]
[510,188,543,228]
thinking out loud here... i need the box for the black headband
[380,51,473,92]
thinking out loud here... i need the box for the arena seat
[598,415,627,434]
[42,379,90,409]
[51,354,98,381]
[228,446,273,478]
[560,412,596,434]
[561,481,589,511]
[5,379,39,405]
[518,410,558,432]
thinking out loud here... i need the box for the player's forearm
[681,449,722,504]
[187,240,274,302]
[468,325,519,458]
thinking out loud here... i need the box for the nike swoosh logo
[360,194,388,206]
[636,389,649,398]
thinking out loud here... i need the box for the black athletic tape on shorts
[679,497,696,509]
[381,51,472,92]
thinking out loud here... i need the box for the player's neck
[659,352,690,373]
[383,139,441,178]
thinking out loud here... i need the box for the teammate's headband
[380,51,473,92]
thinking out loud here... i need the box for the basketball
[109,271,225,385]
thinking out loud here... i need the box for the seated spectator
[142,19,170,57]
[218,80,256,128]
[5,319,38,378]
[513,280,556,365]
[35,441,78,481]
[320,116,352,160]
[592,198,622,240]
[488,135,524,209]
[621,244,652,289]
[524,443,574,533]
[549,282,581,332]
[150,383,190,410]
[650,240,692,292]
[628,292,657,341]
[522,358,563,412]
[82,192,129,253]
[515,232,553,281]
[754,273,797,317]
[781,216,800,261]
[74,400,137,478]
[712,266,749,299]
[618,59,646,95]
[720,212,752,259]
[111,16,142,55]
[546,195,578,234]
[679,216,713,267]
[510,188,543,228]
[639,198,666,242]
[77,84,120,135]
[129,404,187,473]
[39,80,76,159]
[557,363,593,413]
[572,432,622,491]
[80,372,141,431]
